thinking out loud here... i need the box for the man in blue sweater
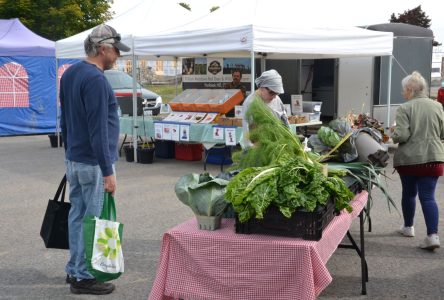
[60,24,130,295]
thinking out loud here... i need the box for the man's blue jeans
[64,160,107,280]
[399,175,439,235]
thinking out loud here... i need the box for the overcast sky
[111,0,444,44]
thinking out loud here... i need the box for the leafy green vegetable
[232,98,309,169]
[175,173,229,216]
[317,126,342,147]
[226,98,355,222]
[198,172,212,183]
[226,157,353,222]
[327,162,398,215]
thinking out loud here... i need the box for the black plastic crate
[235,198,336,241]
[154,140,175,159]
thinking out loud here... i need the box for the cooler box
[155,140,175,159]
[175,143,203,161]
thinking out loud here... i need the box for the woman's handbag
[83,192,124,282]
[40,175,71,250]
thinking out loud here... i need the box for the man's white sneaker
[398,226,415,237]
[419,234,440,250]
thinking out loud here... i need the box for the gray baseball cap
[88,24,131,52]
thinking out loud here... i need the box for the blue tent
[0,19,60,136]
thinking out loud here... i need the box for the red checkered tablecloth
[149,191,368,300]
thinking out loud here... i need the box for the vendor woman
[241,69,289,148]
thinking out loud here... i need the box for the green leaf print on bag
[97,226,121,259]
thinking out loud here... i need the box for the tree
[178,3,220,13]
[179,2,191,11]
[389,5,440,46]
[0,0,113,41]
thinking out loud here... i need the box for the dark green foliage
[389,5,440,46]
[0,0,113,40]
[178,2,191,11]
[389,5,431,28]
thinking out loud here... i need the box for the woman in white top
[241,69,288,148]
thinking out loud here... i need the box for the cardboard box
[217,117,233,126]
[232,118,243,127]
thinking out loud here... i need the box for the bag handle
[54,175,67,203]
[101,192,117,221]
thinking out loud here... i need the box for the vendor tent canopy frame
[56,0,394,161]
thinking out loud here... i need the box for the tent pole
[55,58,60,147]
[386,55,393,128]
[175,57,178,96]
[250,50,255,94]
[131,42,138,162]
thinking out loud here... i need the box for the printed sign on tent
[154,123,163,139]
[162,123,172,140]
[179,125,190,141]
[225,128,236,146]
[213,127,224,140]
[171,124,180,141]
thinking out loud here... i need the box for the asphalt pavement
[0,135,443,300]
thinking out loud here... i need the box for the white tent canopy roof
[55,0,200,58]
[56,0,393,60]
[134,0,393,59]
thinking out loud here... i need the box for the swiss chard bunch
[225,157,353,223]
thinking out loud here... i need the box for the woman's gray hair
[84,35,113,57]
[401,71,429,98]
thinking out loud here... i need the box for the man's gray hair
[401,71,429,98]
[84,36,113,57]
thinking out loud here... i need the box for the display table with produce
[148,99,393,299]
[148,191,368,300]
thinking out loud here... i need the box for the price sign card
[154,123,163,139]
[225,128,237,145]
[171,124,180,141]
[179,125,190,141]
[213,127,224,140]
[163,123,172,140]
[291,94,303,114]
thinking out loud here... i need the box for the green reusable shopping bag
[84,193,124,282]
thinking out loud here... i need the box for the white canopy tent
[56,0,393,60]
[133,0,393,60]
[56,0,394,160]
